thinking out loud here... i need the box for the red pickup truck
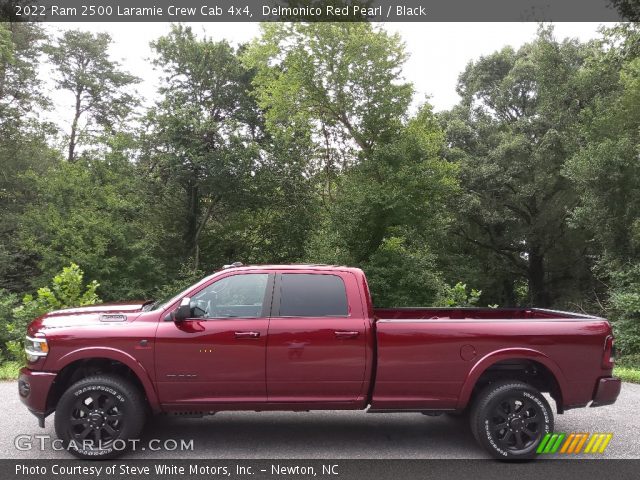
[19,264,620,459]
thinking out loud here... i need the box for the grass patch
[614,366,640,384]
[613,355,640,383]
[0,361,22,380]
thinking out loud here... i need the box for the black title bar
[1,0,638,22]
[4,459,640,480]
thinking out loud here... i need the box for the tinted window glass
[279,274,348,317]
[190,274,269,319]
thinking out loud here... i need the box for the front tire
[54,375,146,459]
[470,380,553,460]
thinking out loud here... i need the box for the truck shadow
[137,412,484,459]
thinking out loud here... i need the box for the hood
[27,301,148,334]
[46,302,147,316]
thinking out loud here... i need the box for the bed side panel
[371,318,610,410]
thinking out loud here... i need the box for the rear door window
[278,274,348,317]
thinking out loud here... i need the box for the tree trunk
[193,244,200,273]
[501,278,517,307]
[528,249,549,307]
[68,89,82,162]
[184,180,218,272]
[185,181,199,261]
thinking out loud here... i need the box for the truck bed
[370,306,610,411]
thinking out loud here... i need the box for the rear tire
[54,374,146,459]
[470,380,553,460]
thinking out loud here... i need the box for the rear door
[266,271,367,403]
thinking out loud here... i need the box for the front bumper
[18,367,57,426]
[591,376,622,407]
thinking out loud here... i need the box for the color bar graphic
[537,433,613,454]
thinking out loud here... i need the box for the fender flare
[53,347,162,413]
[456,347,568,410]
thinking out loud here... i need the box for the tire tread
[54,374,146,459]
[469,380,553,460]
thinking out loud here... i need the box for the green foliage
[14,263,99,318]
[561,24,640,352]
[0,361,21,380]
[612,314,640,355]
[0,22,48,133]
[4,341,23,364]
[44,29,139,161]
[0,289,19,360]
[244,22,413,162]
[0,23,55,293]
[325,106,457,261]
[607,264,640,356]
[616,354,640,369]
[565,29,640,264]
[152,264,206,303]
[0,23,13,65]
[362,237,446,307]
[305,105,458,305]
[438,283,482,308]
[0,289,18,323]
[0,264,101,362]
[17,153,166,300]
[442,26,597,307]
[11,263,100,339]
[613,366,640,384]
[144,25,264,272]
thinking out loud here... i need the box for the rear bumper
[18,367,56,423]
[591,376,622,407]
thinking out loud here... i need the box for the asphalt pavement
[1,381,638,459]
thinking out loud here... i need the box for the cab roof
[218,264,363,274]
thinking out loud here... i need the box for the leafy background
[1,21,639,377]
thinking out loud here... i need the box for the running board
[366,406,456,414]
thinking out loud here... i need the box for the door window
[190,274,270,319]
[279,274,348,317]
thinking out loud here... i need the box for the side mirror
[173,297,191,322]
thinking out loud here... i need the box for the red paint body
[19,265,621,420]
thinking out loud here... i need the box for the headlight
[25,335,49,362]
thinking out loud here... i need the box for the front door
[266,272,367,403]
[155,272,273,406]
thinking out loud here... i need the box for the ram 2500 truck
[19,264,620,459]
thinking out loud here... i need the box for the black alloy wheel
[470,380,553,459]
[54,375,146,459]
[488,395,543,453]
[69,387,124,448]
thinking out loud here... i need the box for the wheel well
[470,359,564,413]
[46,358,148,412]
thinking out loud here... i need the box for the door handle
[334,331,360,339]
[234,331,260,339]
